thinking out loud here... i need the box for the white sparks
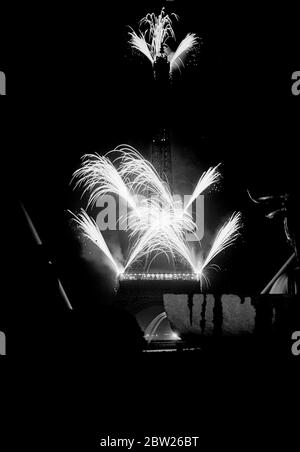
[128,8,198,76]
[198,212,242,274]
[72,153,136,210]
[185,164,221,211]
[71,209,124,275]
[169,33,198,74]
[128,30,154,64]
[71,145,241,285]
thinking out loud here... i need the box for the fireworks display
[71,210,124,275]
[71,145,241,287]
[129,8,198,76]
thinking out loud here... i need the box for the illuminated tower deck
[116,273,200,317]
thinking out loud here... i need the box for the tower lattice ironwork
[151,128,172,190]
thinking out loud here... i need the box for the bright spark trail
[200,212,242,272]
[71,209,124,275]
[72,152,136,210]
[129,8,198,76]
[71,145,241,287]
[184,164,221,211]
[169,33,198,74]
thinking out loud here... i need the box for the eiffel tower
[151,128,172,189]
[151,49,173,191]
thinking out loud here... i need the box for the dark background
[1,1,300,448]
[8,1,299,306]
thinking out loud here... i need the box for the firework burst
[72,152,137,210]
[185,164,221,211]
[71,145,241,287]
[71,209,124,275]
[196,212,242,274]
[169,33,199,74]
[129,8,198,76]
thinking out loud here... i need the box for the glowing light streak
[169,33,198,73]
[71,146,241,285]
[71,209,124,275]
[185,164,221,211]
[72,153,136,210]
[128,8,198,75]
[197,212,242,274]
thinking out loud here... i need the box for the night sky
[9,1,300,310]
[2,5,299,447]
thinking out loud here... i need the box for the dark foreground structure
[117,278,300,358]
